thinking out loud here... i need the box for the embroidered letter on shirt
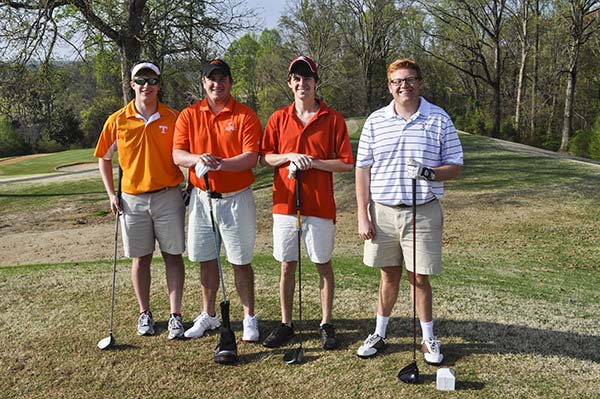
[225,121,236,132]
[159,125,168,134]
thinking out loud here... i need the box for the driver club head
[214,348,238,365]
[397,360,419,384]
[97,334,115,350]
[283,346,304,364]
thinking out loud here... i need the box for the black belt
[208,191,223,199]
[395,198,436,208]
[143,186,172,194]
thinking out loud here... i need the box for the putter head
[97,334,115,350]
[214,327,238,365]
[283,346,304,364]
[397,360,419,384]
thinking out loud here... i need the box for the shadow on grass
[330,316,600,364]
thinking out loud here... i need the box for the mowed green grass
[1,134,600,398]
[0,148,97,176]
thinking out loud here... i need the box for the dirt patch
[0,174,362,267]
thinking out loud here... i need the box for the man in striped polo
[355,58,463,365]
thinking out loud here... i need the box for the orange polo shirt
[94,100,183,195]
[261,101,354,221]
[173,96,262,193]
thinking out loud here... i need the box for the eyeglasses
[133,77,160,86]
[389,77,419,87]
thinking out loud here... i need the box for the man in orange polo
[95,61,186,340]
[173,59,262,343]
[260,55,354,350]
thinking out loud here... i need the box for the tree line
[1,0,599,159]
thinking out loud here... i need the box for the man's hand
[287,153,313,170]
[407,159,436,181]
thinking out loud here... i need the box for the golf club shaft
[108,167,123,335]
[412,178,417,361]
[108,212,119,335]
[296,175,302,328]
[204,174,228,303]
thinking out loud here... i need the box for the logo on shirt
[225,121,236,132]
[159,125,168,134]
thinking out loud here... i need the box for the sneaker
[357,333,386,358]
[422,337,444,365]
[167,314,184,340]
[137,311,155,336]
[320,323,339,350]
[184,311,221,339]
[262,323,295,348]
[242,313,261,343]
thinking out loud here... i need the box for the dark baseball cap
[202,59,232,78]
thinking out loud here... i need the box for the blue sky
[245,0,287,29]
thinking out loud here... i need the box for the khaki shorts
[187,187,255,265]
[273,214,335,264]
[363,200,443,275]
[120,187,186,258]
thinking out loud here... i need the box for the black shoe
[262,323,295,348]
[320,323,339,350]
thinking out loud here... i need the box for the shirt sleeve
[241,109,263,153]
[440,117,464,166]
[333,113,354,164]
[260,113,279,156]
[173,108,191,151]
[93,116,117,160]
[355,115,374,168]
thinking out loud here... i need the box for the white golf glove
[407,159,436,181]
[287,162,298,179]
[195,162,210,178]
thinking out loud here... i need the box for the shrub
[0,117,29,157]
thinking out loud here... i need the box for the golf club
[204,174,238,365]
[97,167,122,350]
[283,167,304,364]
[398,178,420,383]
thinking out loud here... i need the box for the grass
[1,133,600,398]
[0,148,97,176]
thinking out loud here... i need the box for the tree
[226,34,260,110]
[0,0,256,104]
[334,0,405,112]
[559,0,600,152]
[420,0,508,138]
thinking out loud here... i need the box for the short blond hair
[387,58,423,82]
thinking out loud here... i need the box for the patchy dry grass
[1,133,600,398]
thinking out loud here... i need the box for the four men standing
[96,56,462,367]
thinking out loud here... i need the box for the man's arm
[98,158,121,214]
[433,164,462,181]
[356,166,374,241]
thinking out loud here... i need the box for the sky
[244,0,287,29]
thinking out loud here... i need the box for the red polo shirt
[261,101,354,221]
[173,96,262,193]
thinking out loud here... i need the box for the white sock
[420,320,434,342]
[375,315,389,338]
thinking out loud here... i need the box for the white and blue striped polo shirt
[356,97,463,206]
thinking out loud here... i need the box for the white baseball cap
[131,62,160,79]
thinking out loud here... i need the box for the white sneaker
[357,333,386,358]
[167,314,184,340]
[242,312,261,343]
[137,311,155,336]
[184,311,220,339]
[422,337,444,365]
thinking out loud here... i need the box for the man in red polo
[260,55,354,349]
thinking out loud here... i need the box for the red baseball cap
[288,55,318,78]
